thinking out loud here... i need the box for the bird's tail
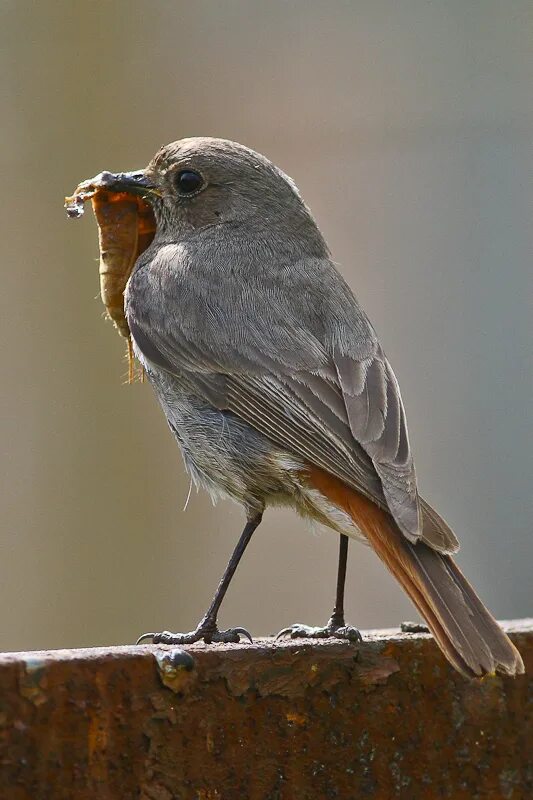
[307,466,524,678]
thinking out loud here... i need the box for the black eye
[174,170,204,195]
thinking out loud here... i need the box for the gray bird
[103,137,521,678]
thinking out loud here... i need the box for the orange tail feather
[307,465,524,678]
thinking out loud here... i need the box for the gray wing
[127,250,458,554]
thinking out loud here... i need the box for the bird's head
[110,137,326,252]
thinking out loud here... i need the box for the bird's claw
[136,632,157,645]
[276,622,362,643]
[226,626,254,644]
[136,625,253,646]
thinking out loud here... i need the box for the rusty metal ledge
[0,620,531,799]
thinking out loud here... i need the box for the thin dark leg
[329,534,349,628]
[277,532,361,643]
[199,512,263,632]
[137,512,263,646]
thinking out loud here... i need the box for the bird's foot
[276,618,362,643]
[136,621,253,646]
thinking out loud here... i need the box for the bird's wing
[127,251,458,554]
[130,318,385,507]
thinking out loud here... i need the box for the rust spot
[286,711,308,727]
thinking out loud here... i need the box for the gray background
[1,1,531,652]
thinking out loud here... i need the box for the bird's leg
[277,533,362,643]
[137,512,262,646]
[328,532,350,628]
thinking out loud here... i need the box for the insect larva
[65,178,156,380]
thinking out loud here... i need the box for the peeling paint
[18,658,48,707]
[155,648,196,694]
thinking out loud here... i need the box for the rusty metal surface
[0,621,531,799]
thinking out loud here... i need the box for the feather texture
[128,246,457,554]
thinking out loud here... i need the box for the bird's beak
[65,169,160,219]
[97,170,161,198]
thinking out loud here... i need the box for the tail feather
[394,536,523,677]
[307,465,524,678]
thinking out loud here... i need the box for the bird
[106,136,522,678]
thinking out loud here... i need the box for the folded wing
[127,252,458,554]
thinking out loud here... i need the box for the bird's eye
[174,170,204,195]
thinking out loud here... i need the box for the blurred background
[1,1,531,652]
